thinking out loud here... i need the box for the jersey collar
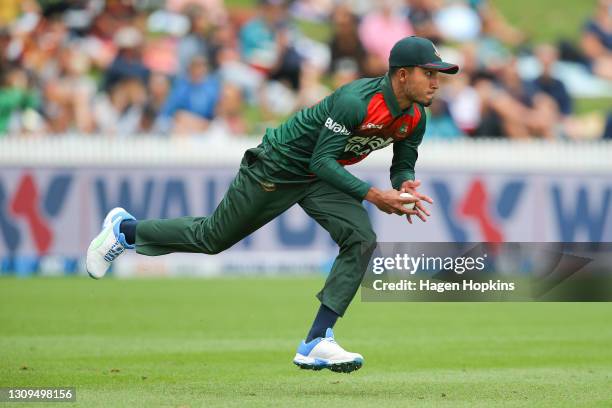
[382,73,415,118]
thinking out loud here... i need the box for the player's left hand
[400,179,433,224]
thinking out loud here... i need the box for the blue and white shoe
[86,207,136,279]
[293,328,364,373]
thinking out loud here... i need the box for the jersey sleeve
[309,92,369,200]
[390,105,426,190]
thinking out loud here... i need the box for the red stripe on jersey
[359,93,392,129]
[357,93,422,140]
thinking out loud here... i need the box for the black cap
[389,36,459,74]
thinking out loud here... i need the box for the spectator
[328,4,367,76]
[157,55,221,135]
[200,7,236,71]
[433,0,481,43]
[296,63,331,108]
[210,84,249,136]
[42,45,96,133]
[93,78,146,135]
[444,72,481,135]
[424,98,464,139]
[331,58,359,89]
[216,46,265,106]
[176,4,212,77]
[85,3,130,69]
[239,0,303,90]
[290,0,335,22]
[0,65,43,135]
[472,76,505,138]
[405,0,443,43]
[19,11,68,82]
[102,26,150,92]
[581,0,612,80]
[529,44,573,117]
[475,0,526,47]
[475,60,559,139]
[358,0,413,76]
[166,0,227,23]
[141,72,171,132]
[603,112,612,139]
[0,0,605,140]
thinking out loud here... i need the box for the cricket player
[87,36,458,373]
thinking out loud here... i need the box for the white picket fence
[1,136,611,173]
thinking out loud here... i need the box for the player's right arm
[308,92,417,215]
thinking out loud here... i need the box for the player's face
[403,67,439,107]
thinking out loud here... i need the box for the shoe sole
[293,358,363,373]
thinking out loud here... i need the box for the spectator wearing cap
[239,0,303,90]
[156,55,221,135]
[102,26,150,92]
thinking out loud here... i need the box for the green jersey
[0,88,39,135]
[260,74,426,200]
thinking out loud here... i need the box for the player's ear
[393,68,404,82]
[398,67,413,82]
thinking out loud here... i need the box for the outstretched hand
[364,187,419,217]
[400,179,434,224]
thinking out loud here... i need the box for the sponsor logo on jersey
[325,117,352,136]
[361,122,384,130]
[344,135,393,156]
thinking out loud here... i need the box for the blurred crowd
[0,0,611,139]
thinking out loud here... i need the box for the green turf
[575,97,612,115]
[494,0,593,44]
[1,277,611,407]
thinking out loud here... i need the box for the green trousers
[135,148,377,316]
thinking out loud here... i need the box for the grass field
[1,277,611,407]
